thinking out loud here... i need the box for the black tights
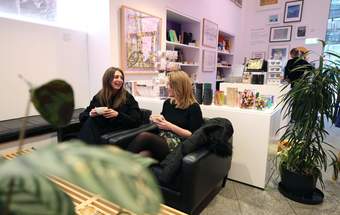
[127,132,170,162]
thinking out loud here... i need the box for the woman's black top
[284,57,313,85]
[161,99,204,133]
[79,91,142,130]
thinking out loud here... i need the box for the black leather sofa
[106,119,233,215]
[57,109,233,215]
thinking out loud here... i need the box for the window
[0,0,90,31]
[326,0,340,52]
[0,0,56,20]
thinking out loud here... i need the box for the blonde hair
[98,67,127,109]
[168,71,197,109]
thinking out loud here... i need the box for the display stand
[216,30,234,90]
[166,9,201,81]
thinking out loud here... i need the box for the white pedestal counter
[135,97,281,189]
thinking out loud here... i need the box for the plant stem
[3,178,15,215]
[17,98,31,153]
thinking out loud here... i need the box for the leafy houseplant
[0,79,162,215]
[278,40,340,203]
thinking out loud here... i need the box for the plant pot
[280,167,316,195]
[279,166,324,204]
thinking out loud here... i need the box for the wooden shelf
[217,65,232,69]
[179,63,199,67]
[217,50,233,56]
[166,41,200,49]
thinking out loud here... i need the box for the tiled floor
[202,123,340,215]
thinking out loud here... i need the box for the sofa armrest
[180,148,231,212]
[101,123,159,148]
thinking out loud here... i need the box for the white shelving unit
[216,30,235,90]
[166,9,201,81]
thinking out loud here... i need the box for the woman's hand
[154,118,173,131]
[89,108,98,117]
[150,114,165,123]
[102,108,119,119]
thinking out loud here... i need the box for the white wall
[0,17,89,120]
[87,0,242,94]
[87,0,111,96]
[234,0,330,76]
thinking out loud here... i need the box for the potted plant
[277,40,340,204]
[0,79,162,215]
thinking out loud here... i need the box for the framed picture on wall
[252,51,266,59]
[230,0,242,8]
[296,26,307,39]
[120,6,162,72]
[202,50,216,72]
[269,25,292,42]
[268,44,290,64]
[257,0,280,10]
[284,0,304,23]
[202,18,218,48]
[268,14,279,25]
[260,0,278,6]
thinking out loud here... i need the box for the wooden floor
[2,148,187,215]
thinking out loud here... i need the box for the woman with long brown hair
[127,71,204,161]
[79,67,141,144]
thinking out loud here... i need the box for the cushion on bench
[0,108,84,143]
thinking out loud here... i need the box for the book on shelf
[168,29,179,43]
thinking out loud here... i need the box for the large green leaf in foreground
[0,141,162,215]
[30,80,74,127]
[0,167,75,215]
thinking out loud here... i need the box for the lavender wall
[86,0,242,95]
[234,0,330,76]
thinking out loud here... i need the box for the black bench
[0,108,84,143]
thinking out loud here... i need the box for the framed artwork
[202,18,218,48]
[269,25,292,42]
[268,44,290,64]
[284,0,304,23]
[296,26,307,39]
[202,50,216,72]
[257,0,280,10]
[120,6,162,71]
[230,0,242,7]
[268,14,279,24]
[252,51,266,59]
[260,0,278,6]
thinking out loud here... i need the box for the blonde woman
[127,71,204,161]
[79,67,142,144]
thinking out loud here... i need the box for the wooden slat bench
[1,148,187,215]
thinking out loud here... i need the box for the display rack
[166,9,201,81]
[216,30,234,90]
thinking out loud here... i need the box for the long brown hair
[168,71,197,109]
[98,67,127,109]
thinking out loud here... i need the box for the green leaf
[0,164,75,215]
[31,80,74,127]
[0,141,162,215]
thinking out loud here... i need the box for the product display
[195,83,203,104]
[267,59,283,85]
[214,91,225,105]
[203,83,213,105]
[226,87,239,107]
[239,89,255,109]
